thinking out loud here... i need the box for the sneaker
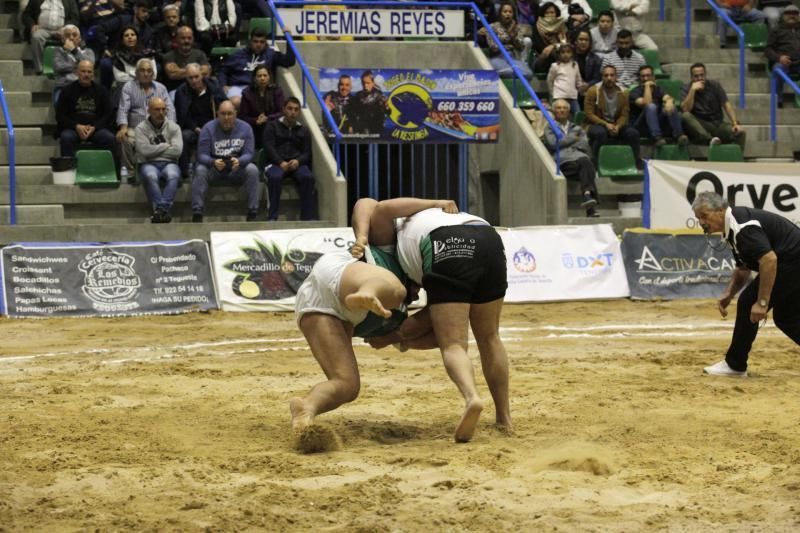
[654,136,667,148]
[150,210,163,224]
[586,207,600,218]
[677,134,689,147]
[246,210,258,222]
[709,137,722,147]
[580,191,597,208]
[703,360,747,377]
[192,213,203,223]
[120,167,131,181]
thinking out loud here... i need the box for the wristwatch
[758,299,768,308]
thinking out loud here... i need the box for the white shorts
[295,251,368,327]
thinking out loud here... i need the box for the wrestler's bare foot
[345,292,391,318]
[289,397,314,433]
[454,398,484,443]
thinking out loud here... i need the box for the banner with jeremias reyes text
[319,68,500,143]
[210,228,357,311]
[279,8,465,38]
[0,240,218,317]
[646,160,800,230]
[620,230,736,300]
[496,225,630,302]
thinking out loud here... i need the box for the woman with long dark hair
[572,28,602,108]
[239,65,285,149]
[532,2,568,75]
[112,25,157,87]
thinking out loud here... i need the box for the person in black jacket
[22,0,80,73]
[263,97,316,221]
[55,59,115,157]
[173,63,227,176]
[692,191,800,377]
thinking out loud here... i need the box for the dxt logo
[562,252,614,269]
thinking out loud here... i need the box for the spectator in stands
[53,24,94,103]
[191,100,260,223]
[22,0,80,74]
[516,0,537,26]
[532,2,568,74]
[761,0,794,28]
[323,74,352,133]
[116,58,175,181]
[543,99,599,217]
[680,62,746,149]
[344,70,389,135]
[135,97,183,223]
[239,64,285,149]
[263,96,316,222]
[573,29,602,103]
[111,26,157,91]
[79,0,121,31]
[547,43,584,113]
[601,29,645,89]
[717,0,766,47]
[557,0,592,35]
[629,65,688,147]
[766,5,800,106]
[487,1,533,80]
[151,3,180,59]
[94,0,154,61]
[56,59,115,157]
[584,64,641,166]
[162,26,210,91]
[216,27,295,108]
[174,63,226,177]
[472,0,497,47]
[611,0,659,51]
[591,10,618,55]
[188,0,240,54]
[239,0,271,19]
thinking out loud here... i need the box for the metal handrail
[703,0,747,108]
[770,68,800,141]
[0,80,16,225]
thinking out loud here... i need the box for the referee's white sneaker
[703,360,748,377]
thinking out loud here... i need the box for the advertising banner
[0,241,218,317]
[497,225,630,302]
[620,231,736,300]
[279,8,465,38]
[319,68,500,143]
[646,160,800,230]
[210,228,356,311]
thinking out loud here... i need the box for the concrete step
[0,74,53,93]
[0,14,18,30]
[0,28,15,44]
[0,91,31,108]
[0,144,57,163]
[0,165,53,185]
[661,48,768,65]
[0,182,266,204]
[0,127,45,145]
[636,20,717,35]
[567,213,643,234]
[0,204,64,225]
[0,59,21,78]
[0,42,26,60]
[663,62,765,81]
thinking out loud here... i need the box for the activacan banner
[646,160,800,229]
[319,68,500,142]
[0,241,218,317]
[497,225,630,302]
[279,8,465,38]
[621,230,736,299]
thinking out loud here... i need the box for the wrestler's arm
[351,198,379,258]
[367,307,437,350]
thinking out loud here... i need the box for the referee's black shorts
[422,224,508,305]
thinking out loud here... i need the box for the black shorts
[422,224,508,305]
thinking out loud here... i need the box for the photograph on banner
[621,230,736,300]
[647,161,800,230]
[497,225,630,302]
[278,8,465,39]
[319,68,500,143]
[0,241,218,318]
[210,228,356,312]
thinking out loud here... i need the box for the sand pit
[1,300,799,530]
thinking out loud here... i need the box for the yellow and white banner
[647,160,800,230]
[497,224,630,302]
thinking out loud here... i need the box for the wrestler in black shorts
[421,225,508,304]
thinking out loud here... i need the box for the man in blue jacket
[263,96,316,222]
[174,63,226,176]
[191,100,260,222]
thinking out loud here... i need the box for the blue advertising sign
[320,68,500,143]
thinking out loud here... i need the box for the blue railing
[770,68,800,141]
[0,80,16,225]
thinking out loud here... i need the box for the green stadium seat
[587,0,612,20]
[598,145,640,179]
[248,17,273,38]
[655,144,690,161]
[75,150,119,186]
[708,143,744,162]
[210,46,238,60]
[742,22,768,51]
[656,79,683,102]
[256,147,268,175]
[42,46,55,79]
[502,78,536,108]
[572,110,585,125]
[640,49,669,79]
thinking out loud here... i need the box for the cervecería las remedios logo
[387,82,433,141]
[79,249,141,311]
[513,247,536,272]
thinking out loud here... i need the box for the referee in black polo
[692,191,800,377]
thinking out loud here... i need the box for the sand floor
[1,299,799,531]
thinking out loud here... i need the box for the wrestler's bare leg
[290,314,359,432]
[429,302,484,443]
[470,297,512,431]
[340,261,406,318]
